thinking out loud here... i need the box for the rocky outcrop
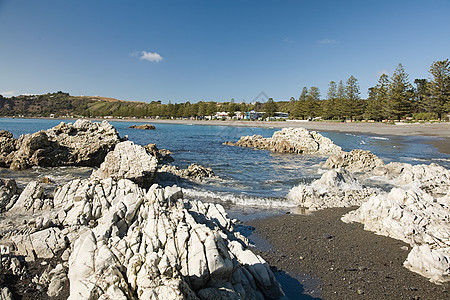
[91,141,158,188]
[159,164,215,182]
[385,162,450,197]
[321,149,386,173]
[0,120,122,170]
[342,188,450,283]
[225,127,342,155]
[0,179,19,211]
[144,143,174,163]
[287,168,378,210]
[66,182,284,299]
[9,181,51,213]
[129,124,156,130]
[1,175,285,298]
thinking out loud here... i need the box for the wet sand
[248,208,450,299]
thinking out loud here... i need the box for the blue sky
[1,0,449,103]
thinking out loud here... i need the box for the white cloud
[1,90,17,96]
[282,37,294,44]
[317,38,337,45]
[140,50,163,63]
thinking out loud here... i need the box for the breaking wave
[182,187,297,208]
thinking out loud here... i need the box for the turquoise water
[1,118,449,216]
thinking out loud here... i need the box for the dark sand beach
[249,208,450,300]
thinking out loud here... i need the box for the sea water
[1,118,449,219]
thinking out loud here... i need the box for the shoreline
[144,119,450,154]
[3,117,449,154]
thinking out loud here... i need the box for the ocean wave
[182,187,297,208]
[371,136,389,140]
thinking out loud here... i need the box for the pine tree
[306,87,321,118]
[428,59,450,119]
[345,75,361,121]
[388,64,412,120]
[336,80,346,120]
[414,79,430,113]
[263,98,277,118]
[293,87,308,119]
[324,81,337,119]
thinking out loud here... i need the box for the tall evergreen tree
[324,81,337,119]
[335,80,346,120]
[293,87,308,119]
[345,75,361,120]
[263,98,278,118]
[388,63,412,120]
[414,79,430,113]
[306,87,321,118]
[428,59,450,119]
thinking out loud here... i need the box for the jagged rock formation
[66,183,283,299]
[287,168,378,210]
[224,127,342,155]
[129,124,156,130]
[0,179,19,211]
[342,188,450,283]
[0,120,123,170]
[159,164,215,182]
[144,143,174,164]
[321,149,386,173]
[0,137,284,298]
[91,141,158,188]
[384,162,450,197]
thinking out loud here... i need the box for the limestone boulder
[0,179,19,211]
[287,168,377,210]
[144,143,174,163]
[45,119,123,167]
[342,188,450,283]
[0,120,123,170]
[158,164,215,182]
[9,181,50,212]
[385,162,450,197]
[225,127,342,155]
[321,149,386,173]
[91,141,158,188]
[129,124,156,130]
[65,181,284,299]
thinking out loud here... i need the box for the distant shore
[3,117,450,154]
[142,119,450,155]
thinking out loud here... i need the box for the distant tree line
[1,59,448,121]
[283,59,450,121]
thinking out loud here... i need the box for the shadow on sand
[274,268,322,300]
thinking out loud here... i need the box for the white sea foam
[371,136,389,140]
[182,187,297,208]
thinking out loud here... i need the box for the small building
[244,111,263,120]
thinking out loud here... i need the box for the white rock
[91,141,157,188]
[10,181,46,212]
[287,168,377,210]
[226,127,342,155]
[342,188,450,283]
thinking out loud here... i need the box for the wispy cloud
[282,37,294,44]
[1,90,17,96]
[140,50,163,63]
[317,38,338,45]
